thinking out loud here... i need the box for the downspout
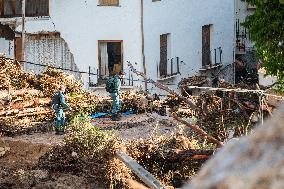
[233,0,237,84]
[21,0,25,62]
[140,0,147,91]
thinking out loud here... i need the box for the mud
[0,113,181,189]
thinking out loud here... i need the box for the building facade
[0,0,240,93]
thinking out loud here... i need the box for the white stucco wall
[48,0,143,87]
[1,0,143,88]
[0,38,14,59]
[143,0,235,93]
[0,0,237,93]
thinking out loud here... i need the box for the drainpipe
[21,0,25,62]
[140,0,147,91]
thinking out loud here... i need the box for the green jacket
[110,75,121,94]
[52,91,70,110]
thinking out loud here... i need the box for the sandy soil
[92,113,182,140]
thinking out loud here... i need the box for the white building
[0,0,237,93]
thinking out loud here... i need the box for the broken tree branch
[172,113,224,147]
[127,62,197,110]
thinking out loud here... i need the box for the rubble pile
[0,57,158,136]
[126,134,214,187]
[161,79,276,142]
[38,115,133,189]
[120,91,150,113]
[184,104,284,189]
[0,57,96,135]
[38,115,214,188]
[178,75,208,87]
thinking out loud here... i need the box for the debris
[172,113,224,147]
[178,75,208,87]
[0,147,10,157]
[183,104,284,189]
[128,62,197,110]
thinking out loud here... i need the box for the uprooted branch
[127,61,197,110]
[172,113,224,147]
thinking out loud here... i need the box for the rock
[183,104,284,189]
[30,170,49,181]
[0,147,10,157]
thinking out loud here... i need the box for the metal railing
[12,59,136,88]
[202,47,223,68]
[157,56,181,78]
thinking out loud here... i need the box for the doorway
[202,25,212,67]
[98,40,123,80]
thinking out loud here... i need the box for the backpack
[51,92,61,107]
[106,78,116,93]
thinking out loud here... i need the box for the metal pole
[129,69,131,86]
[88,66,91,86]
[140,0,147,91]
[96,68,99,85]
[214,49,217,64]
[177,57,180,74]
[21,0,25,62]
[170,58,173,75]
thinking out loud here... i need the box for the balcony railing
[157,57,181,79]
[201,47,223,70]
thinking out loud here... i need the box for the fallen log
[157,149,214,161]
[127,62,197,110]
[172,113,224,147]
[0,107,52,117]
[9,98,50,109]
[15,110,52,118]
[0,89,41,99]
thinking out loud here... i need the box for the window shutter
[160,34,168,77]
[26,0,36,16]
[0,0,3,16]
[100,0,119,6]
[4,0,13,16]
[15,0,22,16]
[38,0,48,16]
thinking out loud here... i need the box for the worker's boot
[55,127,60,135]
[111,114,121,121]
[57,126,65,135]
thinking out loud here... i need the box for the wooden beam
[116,151,166,189]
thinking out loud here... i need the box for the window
[202,25,212,67]
[98,40,123,80]
[159,33,171,77]
[0,0,49,18]
[99,0,119,6]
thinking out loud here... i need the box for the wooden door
[14,37,23,61]
[202,25,211,67]
[160,34,168,77]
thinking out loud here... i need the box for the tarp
[90,110,135,119]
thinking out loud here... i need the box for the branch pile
[38,115,214,188]
[0,57,160,136]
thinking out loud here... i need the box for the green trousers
[55,109,65,132]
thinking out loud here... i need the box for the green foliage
[243,0,284,90]
[64,114,115,158]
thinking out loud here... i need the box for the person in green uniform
[106,71,123,121]
[51,85,71,135]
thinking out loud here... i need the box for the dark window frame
[98,0,119,7]
[0,0,49,18]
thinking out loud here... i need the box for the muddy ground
[0,113,181,189]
